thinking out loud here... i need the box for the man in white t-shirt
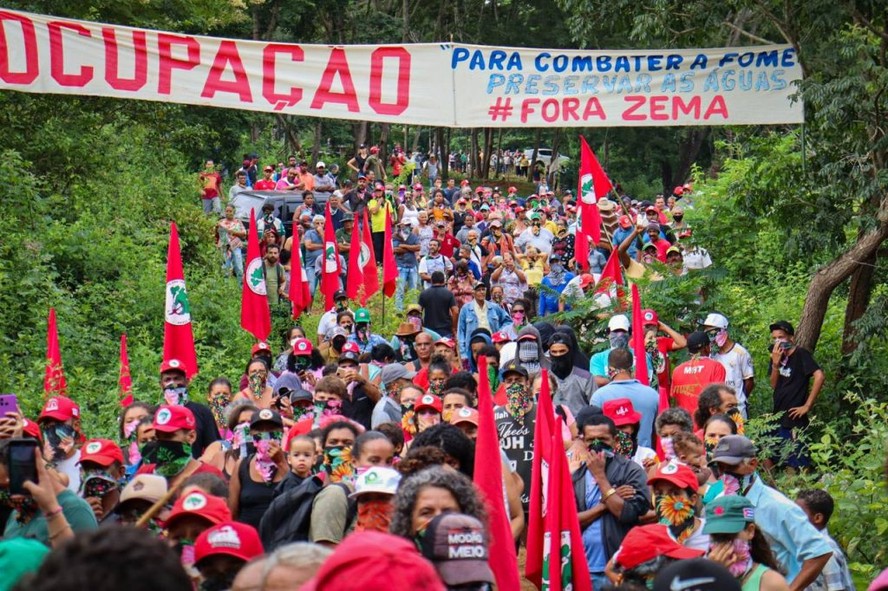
[316,290,352,346]
[702,313,755,417]
[418,239,453,288]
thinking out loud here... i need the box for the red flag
[595,248,627,310]
[320,203,341,311]
[576,136,611,269]
[526,369,555,587]
[288,233,312,319]
[346,215,364,301]
[359,210,380,305]
[43,307,67,398]
[119,333,133,407]
[241,209,272,342]
[543,416,593,591]
[631,283,650,386]
[381,209,398,297]
[163,222,198,379]
[474,356,521,590]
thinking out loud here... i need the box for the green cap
[355,308,371,323]
[702,495,756,535]
[0,538,49,591]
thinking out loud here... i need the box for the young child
[286,435,318,484]
[796,489,855,591]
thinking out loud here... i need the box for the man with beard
[547,332,596,416]
[494,362,535,518]
[160,359,221,459]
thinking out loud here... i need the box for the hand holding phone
[8,439,39,495]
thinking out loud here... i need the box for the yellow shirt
[520,259,545,286]
[369,199,392,233]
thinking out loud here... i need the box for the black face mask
[200,572,238,591]
[550,352,573,380]
[673,215,683,222]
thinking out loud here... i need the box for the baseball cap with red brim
[194,521,263,566]
[602,398,642,427]
[153,405,196,433]
[614,524,704,570]
[251,342,271,356]
[414,394,443,414]
[166,491,232,529]
[80,438,125,467]
[38,396,80,423]
[159,358,187,374]
[642,309,659,326]
[647,461,700,492]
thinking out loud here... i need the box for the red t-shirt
[437,233,460,258]
[254,179,276,190]
[670,357,727,414]
[200,172,222,199]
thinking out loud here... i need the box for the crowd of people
[0,147,884,591]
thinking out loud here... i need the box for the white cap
[316,161,326,168]
[349,466,401,498]
[608,314,630,332]
[703,313,729,330]
[332,190,343,198]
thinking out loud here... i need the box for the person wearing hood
[547,332,596,416]
[466,329,493,374]
[554,324,590,370]
[513,325,549,375]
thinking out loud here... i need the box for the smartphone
[8,438,39,495]
[0,394,18,417]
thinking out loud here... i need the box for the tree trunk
[436,128,448,180]
[669,128,710,192]
[379,123,390,175]
[528,129,542,181]
[470,128,480,178]
[311,121,322,166]
[796,220,888,351]
[481,128,494,179]
[841,249,878,355]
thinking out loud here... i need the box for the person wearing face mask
[199,403,257,481]
[456,282,512,363]
[393,219,421,312]
[588,314,656,387]
[703,496,791,591]
[349,465,401,533]
[194,521,264,591]
[641,309,687,409]
[78,438,126,521]
[491,253,528,307]
[703,314,755,419]
[229,409,287,529]
[570,414,651,590]
[164,490,233,583]
[36,395,84,492]
[308,421,362,546]
[493,361,536,518]
[448,260,477,307]
[709,435,832,590]
[547,332,595,416]
[538,254,575,316]
[316,291,352,347]
[602,398,658,469]
[142,405,224,489]
[119,401,155,479]
[670,331,727,415]
[372,364,415,428]
[256,202,285,247]
[159,359,221,460]
[609,524,707,589]
[590,348,660,448]
[348,308,389,355]
[511,326,549,375]
[648,462,709,550]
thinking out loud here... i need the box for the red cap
[460,180,470,186]
[414,394,443,414]
[21,417,42,441]
[579,274,596,289]
[413,183,424,191]
[449,406,479,427]
[491,331,511,344]
[153,405,196,433]
[251,342,271,355]
[301,532,444,591]
[341,341,360,355]
[475,187,484,194]
[647,461,700,492]
[615,524,704,569]
[166,491,232,529]
[602,398,642,427]
[369,146,379,154]
[80,439,124,467]
[508,186,517,193]
[159,358,186,374]
[673,185,685,196]
[642,309,659,326]
[194,521,263,565]
[291,337,313,356]
[435,337,456,350]
[619,215,632,229]
[38,396,80,422]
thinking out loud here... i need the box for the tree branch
[721,20,776,45]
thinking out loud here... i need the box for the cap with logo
[166,491,232,529]
[652,558,741,591]
[641,309,659,327]
[38,396,80,423]
[292,337,314,356]
[117,474,168,509]
[414,394,443,414]
[602,398,642,427]
[152,405,196,433]
[501,361,528,379]
[380,364,416,386]
[334,290,348,301]
[702,495,756,535]
[355,308,371,323]
[579,273,596,289]
[349,466,401,498]
[79,439,124,467]
[435,337,456,350]
[607,314,630,332]
[194,521,264,566]
[250,408,283,430]
[703,313,729,330]
[449,407,479,427]
[339,342,361,362]
[613,524,704,570]
[647,461,699,492]
[159,358,186,375]
[251,342,271,356]
[709,435,756,465]
[491,331,511,344]
[418,513,495,586]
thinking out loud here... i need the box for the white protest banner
[0,9,804,127]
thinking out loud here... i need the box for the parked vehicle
[523,148,571,168]
[228,190,328,238]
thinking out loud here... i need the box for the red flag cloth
[359,210,380,305]
[543,416,593,591]
[525,369,555,588]
[321,203,341,311]
[43,307,67,398]
[577,135,611,268]
[119,333,133,407]
[381,209,398,297]
[288,235,312,319]
[595,248,627,311]
[241,209,272,342]
[631,283,650,386]
[574,228,590,273]
[474,356,521,590]
[163,222,198,379]
[346,214,364,301]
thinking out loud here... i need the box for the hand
[642,456,659,470]
[301,371,318,388]
[585,450,607,477]
[770,345,784,365]
[788,404,811,420]
[567,440,589,473]
[0,412,23,439]
[707,542,737,568]
[86,497,105,520]
[22,448,66,513]
[615,485,635,500]
[268,440,285,463]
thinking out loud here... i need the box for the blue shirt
[745,475,832,584]
[589,348,655,384]
[590,380,659,448]
[581,471,607,572]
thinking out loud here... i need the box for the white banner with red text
[0,9,804,127]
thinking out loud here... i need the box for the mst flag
[119,333,133,407]
[43,307,67,398]
[473,356,521,590]
[288,235,312,318]
[320,203,341,311]
[163,222,198,378]
[525,369,555,588]
[346,214,364,301]
[241,209,271,341]
[596,248,626,310]
[631,283,650,386]
[359,209,380,305]
[381,210,398,297]
[575,136,612,270]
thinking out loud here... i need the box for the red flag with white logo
[119,333,133,407]
[320,203,341,311]
[241,209,272,342]
[44,307,67,398]
[525,369,555,587]
[631,283,650,386]
[346,215,364,301]
[288,235,312,319]
[163,222,198,379]
[359,210,380,305]
[381,210,398,297]
[576,136,611,270]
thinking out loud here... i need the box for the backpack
[258,475,357,551]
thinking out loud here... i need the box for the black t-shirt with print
[769,346,820,429]
[495,405,537,514]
